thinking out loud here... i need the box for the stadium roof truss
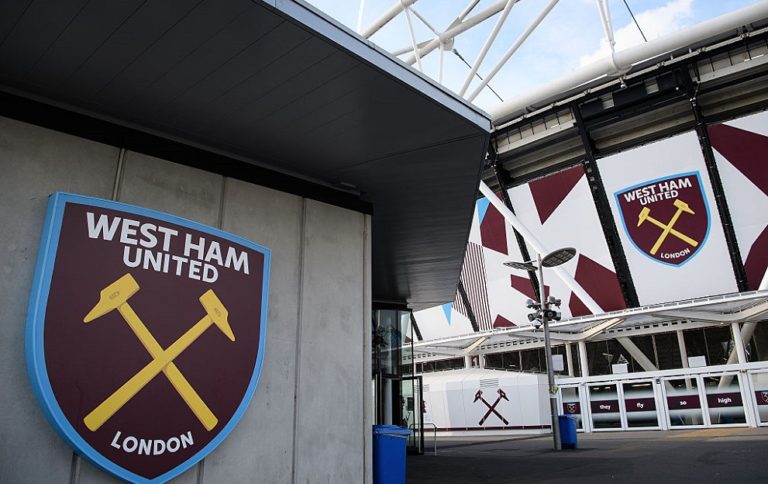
[353,0,768,123]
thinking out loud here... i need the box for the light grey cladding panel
[118,151,223,226]
[295,199,365,484]
[204,179,303,483]
[77,456,201,484]
[0,116,118,484]
[218,179,303,344]
[362,214,372,484]
[77,459,126,484]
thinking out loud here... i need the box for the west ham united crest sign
[25,193,270,483]
[615,172,711,266]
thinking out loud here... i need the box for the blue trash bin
[558,415,578,449]
[373,425,412,484]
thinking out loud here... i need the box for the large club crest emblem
[615,172,710,266]
[25,193,270,483]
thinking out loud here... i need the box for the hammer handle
[119,304,218,431]
[84,316,212,431]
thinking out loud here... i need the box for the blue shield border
[613,171,712,268]
[25,192,271,483]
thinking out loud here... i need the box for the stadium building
[1,0,768,482]
[406,1,768,443]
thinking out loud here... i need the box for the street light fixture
[504,247,576,451]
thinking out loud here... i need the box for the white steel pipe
[459,0,516,96]
[731,322,748,364]
[491,0,768,123]
[596,0,615,47]
[403,5,423,71]
[457,0,482,24]
[617,337,658,372]
[478,181,603,314]
[361,0,417,39]
[468,0,559,101]
[717,322,757,389]
[404,0,508,65]
[356,0,366,34]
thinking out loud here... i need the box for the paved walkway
[407,427,768,483]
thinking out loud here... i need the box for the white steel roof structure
[309,0,768,121]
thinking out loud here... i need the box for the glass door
[661,376,705,428]
[750,370,768,426]
[400,376,424,454]
[622,380,660,429]
[701,373,747,426]
[749,371,768,426]
[588,383,623,430]
[560,386,584,430]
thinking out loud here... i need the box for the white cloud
[579,0,694,66]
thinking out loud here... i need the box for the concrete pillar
[565,343,575,377]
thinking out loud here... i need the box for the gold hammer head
[637,207,651,227]
[673,199,694,214]
[199,290,235,342]
[84,274,139,323]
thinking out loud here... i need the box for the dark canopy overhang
[0,0,490,309]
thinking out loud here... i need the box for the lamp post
[504,247,576,451]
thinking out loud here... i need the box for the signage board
[25,193,270,483]
[615,172,710,267]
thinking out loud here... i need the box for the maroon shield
[26,193,270,483]
[615,172,710,266]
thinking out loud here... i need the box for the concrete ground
[407,427,768,483]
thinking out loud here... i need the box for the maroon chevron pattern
[568,254,626,317]
[528,165,585,224]
[453,242,493,331]
[709,122,768,290]
[510,274,549,302]
[744,227,768,290]
[480,197,508,255]
[708,124,768,196]
[493,315,516,328]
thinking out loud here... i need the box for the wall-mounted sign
[615,172,710,267]
[25,193,270,483]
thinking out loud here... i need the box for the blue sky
[307,0,760,112]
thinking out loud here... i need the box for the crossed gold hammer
[637,199,699,255]
[82,274,235,432]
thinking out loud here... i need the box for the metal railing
[411,422,438,455]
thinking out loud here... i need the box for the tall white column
[565,343,575,377]
[578,340,589,377]
[676,330,689,368]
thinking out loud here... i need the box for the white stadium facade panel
[411,19,768,438]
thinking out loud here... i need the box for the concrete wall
[0,116,372,483]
